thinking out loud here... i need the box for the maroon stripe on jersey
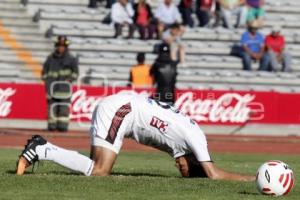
[106,103,132,144]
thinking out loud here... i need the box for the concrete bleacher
[1,0,300,134]
[0,0,51,82]
[1,0,300,91]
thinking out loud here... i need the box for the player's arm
[184,130,255,182]
[199,161,255,181]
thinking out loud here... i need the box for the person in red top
[133,0,156,40]
[265,26,292,72]
[196,0,216,27]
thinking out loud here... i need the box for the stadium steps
[0,0,52,79]
[1,0,300,91]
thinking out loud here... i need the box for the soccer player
[17,93,255,181]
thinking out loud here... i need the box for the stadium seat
[1,0,300,92]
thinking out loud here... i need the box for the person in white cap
[265,26,292,72]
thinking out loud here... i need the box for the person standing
[162,23,186,65]
[129,52,153,87]
[150,43,178,104]
[42,36,79,132]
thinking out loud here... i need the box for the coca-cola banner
[0,82,300,125]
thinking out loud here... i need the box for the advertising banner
[0,82,299,125]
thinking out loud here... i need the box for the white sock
[35,142,94,176]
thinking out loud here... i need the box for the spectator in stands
[151,43,178,104]
[106,0,116,8]
[155,0,182,38]
[88,0,96,8]
[265,26,292,72]
[111,0,135,39]
[133,0,156,40]
[213,1,222,27]
[218,0,247,29]
[238,21,269,71]
[162,23,186,65]
[129,52,153,87]
[42,36,79,132]
[178,0,194,27]
[196,0,215,27]
[246,0,265,26]
[88,0,100,8]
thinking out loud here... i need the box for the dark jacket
[150,54,178,103]
[42,51,78,97]
[133,3,154,24]
[179,0,193,9]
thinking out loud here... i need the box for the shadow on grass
[6,170,35,175]
[238,191,259,196]
[111,172,173,178]
[6,170,80,176]
[7,170,172,178]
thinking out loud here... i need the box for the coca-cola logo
[0,88,16,117]
[70,89,151,120]
[175,92,255,123]
[70,89,256,123]
[70,90,103,120]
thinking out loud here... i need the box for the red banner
[0,82,300,125]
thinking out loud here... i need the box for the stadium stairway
[22,0,300,92]
[1,0,300,92]
[0,0,52,82]
[0,0,300,135]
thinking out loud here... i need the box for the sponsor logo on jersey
[150,116,168,133]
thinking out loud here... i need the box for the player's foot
[16,135,47,175]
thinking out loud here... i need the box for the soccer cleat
[16,135,47,175]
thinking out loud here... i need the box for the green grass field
[0,149,298,200]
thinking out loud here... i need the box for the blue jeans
[239,51,270,71]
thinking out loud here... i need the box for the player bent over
[17,93,255,181]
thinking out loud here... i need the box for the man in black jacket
[42,36,79,132]
[150,43,178,104]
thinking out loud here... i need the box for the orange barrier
[0,19,42,77]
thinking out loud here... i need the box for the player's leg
[16,135,94,176]
[90,145,117,176]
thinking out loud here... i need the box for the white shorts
[89,101,133,154]
[91,133,123,154]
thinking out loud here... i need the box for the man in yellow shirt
[129,53,153,88]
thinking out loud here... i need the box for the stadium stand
[0,0,300,93]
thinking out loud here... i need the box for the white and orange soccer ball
[256,160,295,196]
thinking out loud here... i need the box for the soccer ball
[256,160,294,196]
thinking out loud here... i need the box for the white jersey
[90,93,211,162]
